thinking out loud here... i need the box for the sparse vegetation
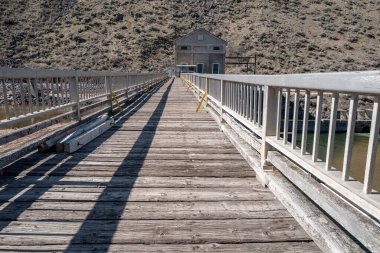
[0,0,379,73]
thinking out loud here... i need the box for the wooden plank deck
[0,78,321,252]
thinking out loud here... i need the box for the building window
[180,46,188,50]
[196,63,204,73]
[212,63,220,74]
[197,34,204,41]
[213,46,220,51]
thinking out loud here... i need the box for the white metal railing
[0,68,167,128]
[182,71,380,220]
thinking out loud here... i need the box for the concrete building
[175,28,227,76]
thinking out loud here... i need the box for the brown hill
[1,0,379,73]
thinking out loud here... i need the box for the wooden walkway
[0,78,321,252]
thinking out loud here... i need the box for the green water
[296,132,380,191]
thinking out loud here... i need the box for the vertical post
[27,78,33,114]
[258,86,263,126]
[261,86,279,166]
[245,84,249,119]
[276,89,282,139]
[105,76,113,113]
[60,78,65,105]
[291,90,299,149]
[253,86,258,124]
[283,89,290,144]
[43,78,48,111]
[70,74,81,121]
[227,81,230,109]
[205,77,209,104]
[20,79,26,115]
[312,91,323,162]
[301,90,310,155]
[51,77,56,106]
[65,79,69,104]
[232,83,236,111]
[83,77,87,100]
[2,79,10,120]
[220,79,225,122]
[35,80,41,112]
[342,95,358,181]
[125,75,129,99]
[11,79,19,117]
[239,84,243,115]
[249,85,253,121]
[325,93,338,170]
[55,77,61,106]
[363,96,380,194]
[242,84,246,117]
[47,78,53,108]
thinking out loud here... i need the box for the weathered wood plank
[5,169,256,178]
[0,200,285,212]
[0,176,258,188]
[0,201,290,221]
[78,147,241,154]
[53,153,246,161]
[0,219,311,245]
[0,242,321,253]
[0,187,274,202]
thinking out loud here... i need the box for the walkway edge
[186,81,365,253]
[268,151,380,253]
[220,119,364,253]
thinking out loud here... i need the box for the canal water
[298,132,380,191]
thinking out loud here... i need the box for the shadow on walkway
[64,78,173,251]
[0,78,172,241]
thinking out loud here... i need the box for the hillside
[0,0,379,73]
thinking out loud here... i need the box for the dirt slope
[1,0,379,73]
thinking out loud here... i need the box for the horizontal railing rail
[181,71,380,220]
[0,67,167,128]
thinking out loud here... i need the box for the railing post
[342,94,358,181]
[363,96,380,193]
[105,76,112,113]
[69,73,80,121]
[205,77,208,93]
[220,79,225,122]
[1,79,10,120]
[261,85,279,166]
[205,77,209,103]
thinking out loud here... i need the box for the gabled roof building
[175,28,227,76]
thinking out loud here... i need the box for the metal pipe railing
[181,71,380,220]
[0,68,166,128]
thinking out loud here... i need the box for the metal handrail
[182,71,380,220]
[0,67,162,78]
[190,71,380,95]
[0,68,166,128]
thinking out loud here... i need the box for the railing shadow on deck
[0,78,172,246]
[64,78,173,251]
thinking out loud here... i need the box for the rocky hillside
[1,0,379,73]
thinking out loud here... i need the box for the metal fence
[0,68,166,128]
[182,71,380,220]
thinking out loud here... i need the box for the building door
[212,63,220,74]
[196,63,204,73]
